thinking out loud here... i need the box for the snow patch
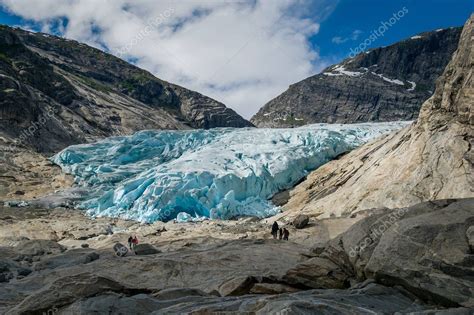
[322,72,342,77]
[371,72,405,86]
[323,65,363,77]
[407,81,416,92]
[411,35,423,40]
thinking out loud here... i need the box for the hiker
[271,221,279,239]
[132,236,139,249]
[283,228,289,241]
[127,236,133,249]
[278,228,283,240]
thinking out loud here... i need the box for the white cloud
[331,29,362,45]
[0,0,338,119]
[331,36,349,44]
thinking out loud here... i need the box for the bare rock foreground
[1,198,473,314]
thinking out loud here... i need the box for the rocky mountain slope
[280,14,473,218]
[0,25,252,154]
[252,27,462,127]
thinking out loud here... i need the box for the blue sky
[313,0,473,62]
[0,0,472,117]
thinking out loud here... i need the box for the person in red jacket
[132,236,139,249]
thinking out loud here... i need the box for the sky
[0,1,472,119]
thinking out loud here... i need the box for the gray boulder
[292,214,309,229]
[284,257,350,289]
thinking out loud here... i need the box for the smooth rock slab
[152,283,427,314]
[133,243,161,255]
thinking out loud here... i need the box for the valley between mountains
[0,13,473,315]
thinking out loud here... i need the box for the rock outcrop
[0,25,252,154]
[281,15,473,218]
[251,27,461,127]
[59,283,429,314]
[284,199,474,308]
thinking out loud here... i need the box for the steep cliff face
[280,15,473,219]
[251,27,462,127]
[0,25,252,154]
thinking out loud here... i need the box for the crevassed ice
[52,122,410,222]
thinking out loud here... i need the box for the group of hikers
[125,223,288,249]
[127,235,139,249]
[271,221,289,241]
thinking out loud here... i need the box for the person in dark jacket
[278,228,283,240]
[283,228,290,241]
[127,236,133,249]
[271,221,279,239]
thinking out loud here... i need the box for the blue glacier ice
[52,122,410,222]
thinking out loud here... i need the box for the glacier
[52,122,410,222]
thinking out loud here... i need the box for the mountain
[279,14,473,219]
[251,27,462,127]
[0,25,252,154]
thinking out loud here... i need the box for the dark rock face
[0,25,252,153]
[251,27,462,127]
